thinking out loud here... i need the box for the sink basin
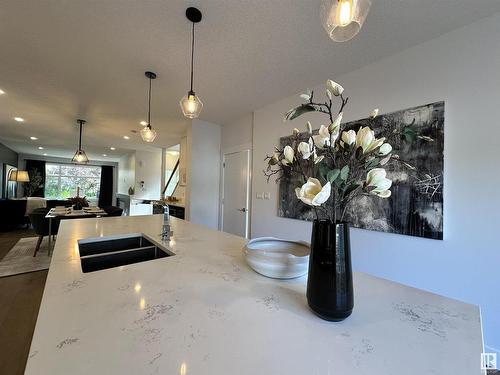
[78,233,173,273]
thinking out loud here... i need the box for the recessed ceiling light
[110,147,116,150]
[0,89,5,95]
[14,117,24,122]
[38,146,44,150]
[102,154,107,157]
[30,136,38,140]
[123,136,130,140]
[43,153,47,156]
[140,121,148,126]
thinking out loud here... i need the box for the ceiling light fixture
[71,119,89,164]
[103,154,107,157]
[0,89,5,95]
[110,147,116,150]
[180,7,203,119]
[140,71,158,143]
[30,136,38,140]
[320,0,371,42]
[123,135,130,140]
[14,117,24,122]
[38,146,44,150]
[43,153,48,156]
[140,121,148,126]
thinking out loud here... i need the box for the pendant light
[72,119,89,164]
[180,7,203,119]
[320,0,371,42]
[141,71,158,143]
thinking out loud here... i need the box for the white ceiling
[1,0,499,161]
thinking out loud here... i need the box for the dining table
[45,207,107,255]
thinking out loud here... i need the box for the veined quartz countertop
[25,215,484,375]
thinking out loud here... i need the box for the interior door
[222,150,250,238]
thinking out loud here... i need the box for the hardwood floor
[0,227,47,375]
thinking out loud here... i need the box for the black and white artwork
[278,101,444,240]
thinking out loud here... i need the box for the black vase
[306,220,354,321]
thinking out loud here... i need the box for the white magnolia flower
[355,126,386,154]
[313,125,331,149]
[282,145,294,165]
[378,143,392,156]
[341,129,356,146]
[268,152,280,166]
[326,80,344,96]
[295,178,331,206]
[306,121,313,134]
[328,112,342,141]
[366,168,392,198]
[293,127,300,136]
[297,139,313,159]
[369,108,379,119]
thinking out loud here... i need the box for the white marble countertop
[25,215,484,375]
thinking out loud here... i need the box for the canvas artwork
[278,101,444,240]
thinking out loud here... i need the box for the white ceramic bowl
[243,237,310,279]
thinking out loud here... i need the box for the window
[45,163,101,200]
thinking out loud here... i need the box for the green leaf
[403,127,416,143]
[340,165,350,181]
[365,157,380,169]
[327,169,340,183]
[284,104,316,121]
[319,164,330,181]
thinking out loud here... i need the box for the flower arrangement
[68,196,89,209]
[264,80,396,223]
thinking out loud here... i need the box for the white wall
[186,119,221,229]
[221,112,253,152]
[222,14,500,352]
[117,153,135,195]
[134,149,162,200]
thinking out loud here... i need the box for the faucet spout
[161,203,172,240]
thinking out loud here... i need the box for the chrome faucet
[161,203,172,240]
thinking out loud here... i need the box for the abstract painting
[278,101,444,240]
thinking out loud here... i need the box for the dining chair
[28,208,60,257]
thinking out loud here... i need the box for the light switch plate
[256,192,263,199]
[264,192,271,200]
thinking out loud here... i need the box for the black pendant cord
[147,76,152,129]
[190,21,195,94]
[78,120,83,150]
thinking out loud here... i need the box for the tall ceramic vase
[306,220,354,321]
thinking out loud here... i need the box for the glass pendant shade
[180,92,203,119]
[72,149,89,164]
[72,119,89,164]
[320,0,371,42]
[140,125,157,142]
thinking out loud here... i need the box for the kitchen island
[25,215,484,374]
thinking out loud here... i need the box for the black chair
[103,206,123,217]
[0,199,29,231]
[28,208,60,257]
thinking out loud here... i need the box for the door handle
[237,208,247,212]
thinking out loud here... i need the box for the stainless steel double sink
[78,233,173,273]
